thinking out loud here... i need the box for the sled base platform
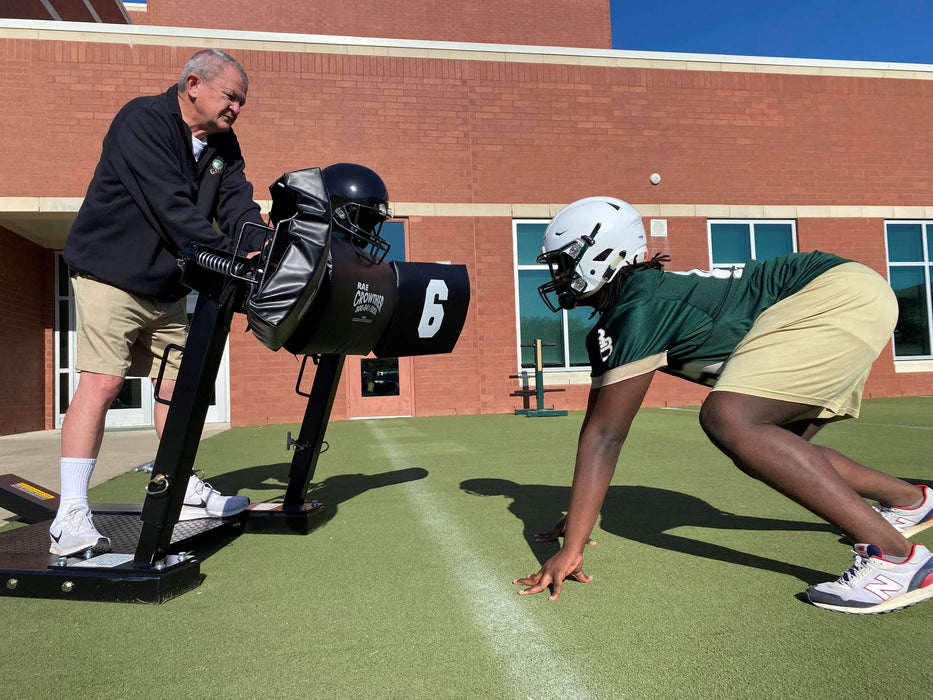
[245,501,327,535]
[0,550,202,604]
[0,511,247,604]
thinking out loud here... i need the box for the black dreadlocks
[590,252,671,315]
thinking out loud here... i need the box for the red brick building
[1,5,932,436]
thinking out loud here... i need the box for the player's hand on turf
[513,548,592,601]
[533,515,596,546]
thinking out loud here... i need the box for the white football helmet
[537,197,648,311]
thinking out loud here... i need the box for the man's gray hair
[178,49,249,91]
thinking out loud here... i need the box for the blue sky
[610,0,932,64]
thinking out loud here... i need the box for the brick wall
[135,0,613,49]
[228,314,313,426]
[3,45,933,209]
[406,216,483,416]
[0,228,53,435]
[2,34,933,429]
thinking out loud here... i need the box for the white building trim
[6,198,933,220]
[0,19,931,79]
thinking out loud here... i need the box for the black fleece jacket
[64,85,266,301]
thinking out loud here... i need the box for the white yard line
[366,421,600,700]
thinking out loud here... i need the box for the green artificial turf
[2,399,932,698]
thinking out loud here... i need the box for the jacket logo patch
[598,328,613,361]
[210,158,225,175]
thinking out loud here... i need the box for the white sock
[54,458,96,524]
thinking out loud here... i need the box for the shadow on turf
[207,463,429,523]
[461,479,838,585]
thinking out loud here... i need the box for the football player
[515,196,933,614]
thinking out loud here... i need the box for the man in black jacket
[52,49,265,556]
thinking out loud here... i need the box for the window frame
[706,219,798,269]
[512,218,589,373]
[359,218,408,397]
[884,220,933,361]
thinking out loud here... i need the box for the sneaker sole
[841,516,933,542]
[178,503,248,521]
[902,519,933,538]
[808,584,933,614]
[49,537,112,557]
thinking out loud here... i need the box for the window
[886,222,933,359]
[54,254,76,424]
[708,220,796,269]
[360,221,406,396]
[513,220,591,370]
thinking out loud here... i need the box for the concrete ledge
[4,197,930,225]
[894,360,933,374]
[0,423,230,523]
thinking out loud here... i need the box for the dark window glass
[58,373,69,415]
[754,223,794,260]
[516,222,599,370]
[110,380,142,410]
[361,357,400,397]
[710,223,751,264]
[567,306,592,366]
[58,300,70,368]
[890,266,930,356]
[380,221,406,262]
[516,223,548,265]
[887,224,924,263]
[518,269,563,367]
[57,257,70,295]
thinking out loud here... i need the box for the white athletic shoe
[49,504,111,556]
[806,543,933,614]
[178,473,249,521]
[872,485,933,537]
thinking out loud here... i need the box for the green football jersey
[587,251,850,386]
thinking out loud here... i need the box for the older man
[53,49,267,556]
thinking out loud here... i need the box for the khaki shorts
[711,262,898,420]
[73,274,188,380]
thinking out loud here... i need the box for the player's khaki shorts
[711,262,898,420]
[73,274,188,380]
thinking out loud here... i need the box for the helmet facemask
[537,239,592,312]
[322,163,393,264]
[332,200,392,264]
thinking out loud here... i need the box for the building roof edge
[1,18,931,73]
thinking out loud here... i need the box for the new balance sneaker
[806,543,933,614]
[49,504,111,556]
[872,485,933,537]
[178,473,249,521]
